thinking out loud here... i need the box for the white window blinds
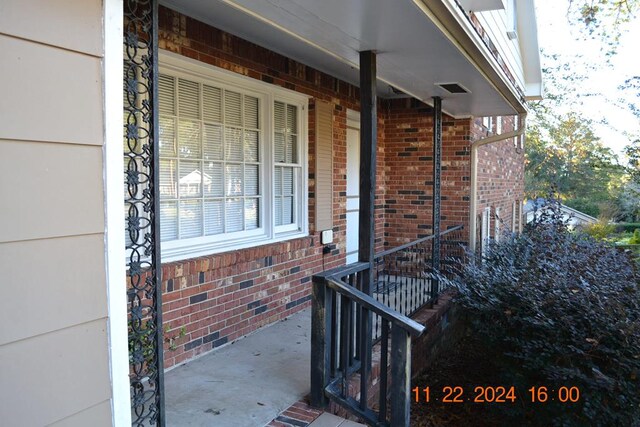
[154,58,308,261]
[158,74,261,242]
[274,101,300,228]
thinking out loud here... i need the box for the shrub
[452,198,640,426]
[614,222,640,233]
[582,219,615,240]
[629,229,640,245]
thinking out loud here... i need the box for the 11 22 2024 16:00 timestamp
[413,386,581,404]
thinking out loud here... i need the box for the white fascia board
[458,0,506,12]
[525,83,543,100]
[517,0,543,99]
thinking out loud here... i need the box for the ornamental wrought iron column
[358,50,377,408]
[124,0,165,425]
[431,97,442,302]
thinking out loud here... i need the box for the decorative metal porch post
[358,50,377,409]
[124,0,165,425]
[431,97,442,302]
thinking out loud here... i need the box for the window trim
[159,51,310,263]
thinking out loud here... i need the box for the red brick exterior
[473,116,525,240]
[383,99,472,248]
[156,6,524,368]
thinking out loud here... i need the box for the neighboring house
[524,198,598,228]
[0,0,541,426]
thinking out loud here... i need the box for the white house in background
[524,198,598,228]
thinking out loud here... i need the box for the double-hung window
[158,54,308,261]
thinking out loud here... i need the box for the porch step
[307,413,366,427]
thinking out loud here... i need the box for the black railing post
[358,50,377,402]
[390,325,412,427]
[431,97,442,302]
[311,276,332,408]
[358,50,377,293]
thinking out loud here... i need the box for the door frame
[345,109,360,264]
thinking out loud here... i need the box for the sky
[534,0,640,156]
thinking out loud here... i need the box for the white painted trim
[158,52,309,262]
[103,0,131,425]
[347,108,360,128]
[161,50,310,103]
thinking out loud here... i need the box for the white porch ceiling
[162,0,522,118]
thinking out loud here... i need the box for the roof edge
[414,0,529,114]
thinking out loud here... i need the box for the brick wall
[473,116,524,239]
[383,99,472,248]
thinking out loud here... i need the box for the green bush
[451,198,640,426]
[614,222,640,233]
[629,229,640,245]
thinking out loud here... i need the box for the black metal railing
[311,226,465,426]
[373,225,465,323]
[311,263,425,426]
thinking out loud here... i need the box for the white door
[346,121,360,264]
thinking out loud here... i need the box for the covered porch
[124,0,532,426]
[162,224,465,427]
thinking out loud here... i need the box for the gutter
[468,113,526,250]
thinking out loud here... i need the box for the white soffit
[161,0,520,117]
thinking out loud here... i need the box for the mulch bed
[410,335,534,427]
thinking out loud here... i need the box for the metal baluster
[359,306,369,411]
[378,319,389,423]
[354,273,362,359]
[331,289,338,378]
[340,294,351,397]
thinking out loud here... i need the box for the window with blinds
[156,58,308,261]
[274,101,299,229]
[158,74,261,241]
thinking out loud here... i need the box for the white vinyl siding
[158,54,308,261]
[474,1,525,91]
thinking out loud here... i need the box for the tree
[525,113,622,217]
[612,139,640,221]
[568,0,639,52]
[625,138,640,182]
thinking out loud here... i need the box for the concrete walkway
[165,308,312,427]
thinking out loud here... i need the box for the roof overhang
[516,0,544,101]
[161,0,534,117]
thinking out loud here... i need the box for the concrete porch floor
[165,308,313,426]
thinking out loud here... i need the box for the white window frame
[159,51,309,262]
[481,206,491,254]
[494,207,501,242]
[482,116,493,131]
